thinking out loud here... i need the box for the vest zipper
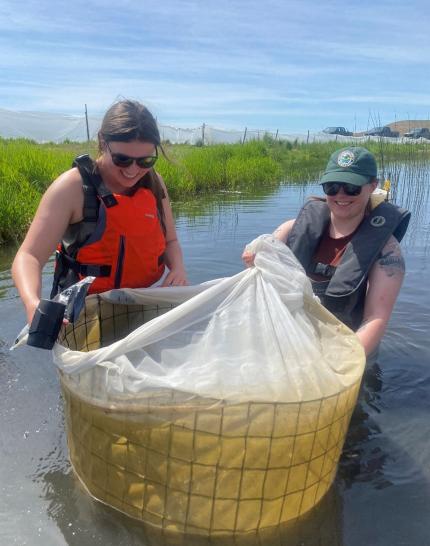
[114,235,126,288]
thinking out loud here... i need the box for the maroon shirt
[309,228,357,281]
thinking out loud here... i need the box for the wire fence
[0,108,421,145]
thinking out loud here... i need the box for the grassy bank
[1,136,429,244]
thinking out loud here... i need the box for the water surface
[1,168,429,545]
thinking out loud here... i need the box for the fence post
[275,129,279,140]
[306,130,310,144]
[85,104,90,142]
[202,123,205,146]
[242,127,247,144]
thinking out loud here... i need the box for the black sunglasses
[322,182,362,197]
[106,141,158,169]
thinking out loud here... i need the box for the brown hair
[98,99,166,233]
[98,99,160,146]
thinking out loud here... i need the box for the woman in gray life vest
[242,147,410,358]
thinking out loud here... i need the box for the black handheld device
[27,299,66,350]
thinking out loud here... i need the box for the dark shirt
[309,228,356,281]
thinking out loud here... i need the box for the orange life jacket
[51,155,166,296]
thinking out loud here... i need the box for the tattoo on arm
[378,239,405,277]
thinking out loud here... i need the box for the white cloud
[1,0,430,131]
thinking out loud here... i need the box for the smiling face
[99,139,157,193]
[326,179,378,222]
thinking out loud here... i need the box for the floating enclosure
[58,294,362,536]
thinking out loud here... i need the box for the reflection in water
[33,460,344,546]
[172,183,282,222]
[141,485,343,546]
[338,361,392,490]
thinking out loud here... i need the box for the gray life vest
[287,199,411,330]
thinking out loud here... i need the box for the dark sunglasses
[106,141,158,169]
[322,182,362,197]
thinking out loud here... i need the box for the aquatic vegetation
[0,139,78,242]
[0,166,39,243]
[1,136,429,244]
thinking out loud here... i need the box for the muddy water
[1,168,430,545]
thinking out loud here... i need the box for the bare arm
[12,169,83,323]
[272,219,295,243]
[157,176,188,286]
[242,219,296,266]
[356,236,405,356]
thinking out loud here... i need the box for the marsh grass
[0,139,81,243]
[159,141,283,193]
[1,136,429,244]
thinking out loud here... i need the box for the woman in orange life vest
[12,99,188,326]
[242,147,410,358]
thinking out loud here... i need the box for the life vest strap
[73,155,118,208]
[59,251,112,278]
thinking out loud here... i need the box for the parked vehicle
[365,126,399,138]
[404,127,430,139]
[322,126,353,136]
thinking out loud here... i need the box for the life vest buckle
[102,194,118,208]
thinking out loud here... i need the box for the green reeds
[1,136,430,245]
[159,141,282,193]
[0,139,81,243]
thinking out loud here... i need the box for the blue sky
[1,0,429,133]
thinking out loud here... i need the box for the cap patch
[337,150,355,168]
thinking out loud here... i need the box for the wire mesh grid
[59,295,361,535]
[58,294,175,351]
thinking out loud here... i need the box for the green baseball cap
[320,147,378,186]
